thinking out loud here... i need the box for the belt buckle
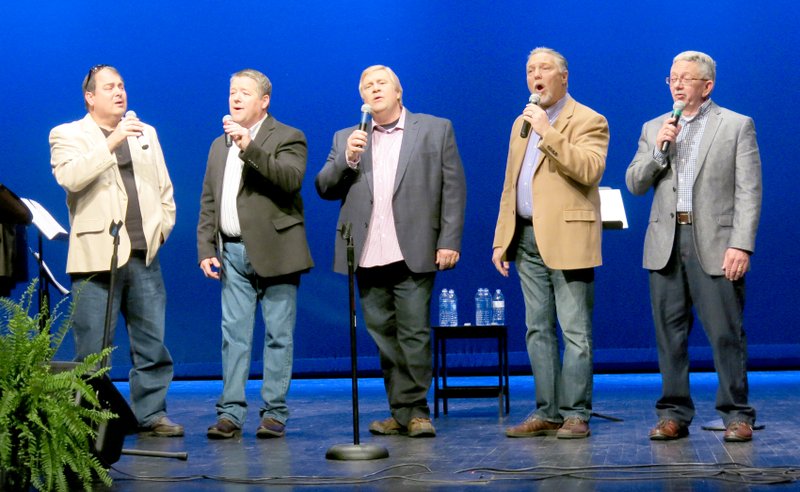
[677,212,692,225]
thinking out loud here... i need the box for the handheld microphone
[222,115,233,147]
[520,94,541,138]
[358,104,372,132]
[124,111,149,150]
[340,222,352,240]
[660,100,686,153]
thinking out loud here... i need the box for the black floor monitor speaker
[50,361,138,466]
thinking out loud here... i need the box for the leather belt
[221,233,242,243]
[130,249,147,259]
[676,211,693,225]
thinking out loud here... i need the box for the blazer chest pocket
[273,215,303,231]
[73,218,105,236]
[563,209,595,222]
[716,214,733,227]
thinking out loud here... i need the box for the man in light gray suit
[316,65,466,438]
[626,51,762,443]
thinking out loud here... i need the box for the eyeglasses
[85,64,110,87]
[665,76,709,86]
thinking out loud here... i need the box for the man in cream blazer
[493,48,608,440]
[49,65,181,437]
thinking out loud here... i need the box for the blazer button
[670,212,675,218]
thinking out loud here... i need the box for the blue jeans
[218,242,297,427]
[649,224,754,427]
[71,254,174,427]
[514,223,594,422]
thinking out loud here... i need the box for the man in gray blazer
[316,65,466,438]
[626,51,762,443]
[197,69,313,440]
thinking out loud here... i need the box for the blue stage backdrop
[1,1,797,379]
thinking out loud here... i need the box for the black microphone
[223,115,233,147]
[124,111,149,150]
[358,104,372,132]
[660,100,686,153]
[520,94,541,138]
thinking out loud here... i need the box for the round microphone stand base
[325,443,389,461]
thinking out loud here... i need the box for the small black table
[432,324,510,417]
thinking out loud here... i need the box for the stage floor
[106,371,800,490]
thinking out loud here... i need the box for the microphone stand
[102,221,188,461]
[326,223,388,461]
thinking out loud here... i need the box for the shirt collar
[545,93,569,121]
[682,99,711,123]
[248,113,269,138]
[372,107,406,133]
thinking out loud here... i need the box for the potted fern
[0,280,116,491]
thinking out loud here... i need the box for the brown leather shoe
[557,417,590,439]
[256,417,286,438]
[724,421,753,442]
[207,418,241,439]
[505,417,560,438]
[148,416,184,437]
[408,417,436,438]
[369,416,404,435]
[649,418,689,440]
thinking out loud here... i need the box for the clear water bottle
[475,288,486,325]
[438,288,448,326]
[448,289,458,326]
[491,289,505,325]
[482,288,492,325]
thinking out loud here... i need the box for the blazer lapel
[533,97,575,177]
[694,102,722,182]
[362,128,375,196]
[81,115,124,191]
[394,111,419,195]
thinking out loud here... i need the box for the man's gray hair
[528,47,568,73]
[673,51,716,82]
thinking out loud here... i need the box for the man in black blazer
[197,69,313,440]
[316,65,466,438]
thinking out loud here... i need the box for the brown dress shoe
[369,416,404,435]
[505,417,560,438]
[207,418,241,439]
[408,417,436,438]
[557,417,590,439]
[256,417,286,438]
[148,416,185,437]
[649,418,689,440]
[724,421,753,442]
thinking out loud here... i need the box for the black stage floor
[105,371,800,490]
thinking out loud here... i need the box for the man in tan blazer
[492,48,608,439]
[50,65,182,437]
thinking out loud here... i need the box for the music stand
[19,196,69,315]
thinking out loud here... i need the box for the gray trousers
[649,224,755,426]
[356,261,435,426]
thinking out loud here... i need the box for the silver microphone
[358,104,372,132]
[124,111,149,150]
